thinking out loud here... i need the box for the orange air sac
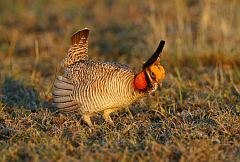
[134,72,147,90]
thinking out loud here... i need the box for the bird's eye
[150,71,155,78]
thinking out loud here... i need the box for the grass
[0,0,240,161]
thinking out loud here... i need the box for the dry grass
[0,0,240,161]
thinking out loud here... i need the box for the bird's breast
[69,63,142,113]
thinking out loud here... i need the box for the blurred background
[0,0,239,53]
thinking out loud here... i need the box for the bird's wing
[62,28,89,68]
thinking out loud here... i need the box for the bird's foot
[82,114,93,128]
[103,110,115,126]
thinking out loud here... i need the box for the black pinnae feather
[143,40,165,69]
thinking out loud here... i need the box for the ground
[0,0,240,162]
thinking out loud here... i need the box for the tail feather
[53,89,72,96]
[62,28,89,68]
[54,82,73,90]
[71,28,89,45]
[53,96,71,103]
[58,104,79,112]
[55,101,78,109]
[57,76,72,84]
[52,76,79,112]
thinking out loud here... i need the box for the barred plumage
[53,28,166,127]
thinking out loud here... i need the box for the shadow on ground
[0,76,54,112]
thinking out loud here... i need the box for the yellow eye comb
[150,65,165,80]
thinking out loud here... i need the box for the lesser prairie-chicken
[53,28,165,127]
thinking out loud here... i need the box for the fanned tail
[71,28,89,45]
[62,28,90,68]
[52,76,79,112]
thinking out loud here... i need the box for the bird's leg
[82,114,93,127]
[103,109,115,126]
[126,107,133,119]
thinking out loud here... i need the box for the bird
[52,28,166,127]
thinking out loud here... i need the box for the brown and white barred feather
[53,61,144,114]
[53,76,79,112]
[62,28,89,68]
[53,28,166,127]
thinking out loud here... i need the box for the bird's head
[134,40,165,93]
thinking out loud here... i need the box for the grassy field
[0,0,240,161]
